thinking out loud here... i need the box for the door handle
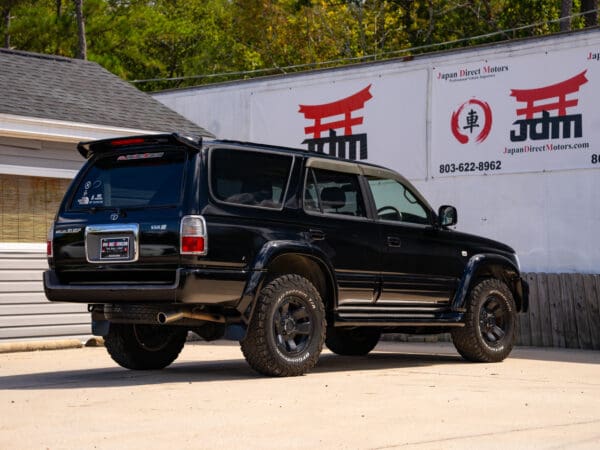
[387,236,401,247]
[309,229,325,240]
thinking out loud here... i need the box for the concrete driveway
[1,341,599,449]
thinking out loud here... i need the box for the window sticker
[77,195,90,206]
[89,193,103,205]
[77,179,104,206]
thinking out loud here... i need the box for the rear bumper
[44,268,248,306]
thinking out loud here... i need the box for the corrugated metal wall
[0,250,90,342]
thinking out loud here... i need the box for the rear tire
[325,327,381,356]
[241,274,325,377]
[451,278,517,363]
[105,323,187,370]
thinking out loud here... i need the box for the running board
[334,309,464,327]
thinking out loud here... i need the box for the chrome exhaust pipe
[156,310,225,325]
[156,311,185,325]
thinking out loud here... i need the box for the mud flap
[92,319,110,337]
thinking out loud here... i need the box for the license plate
[100,237,130,260]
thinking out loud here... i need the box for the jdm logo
[450,98,493,144]
[509,70,587,142]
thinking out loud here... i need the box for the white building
[0,49,210,343]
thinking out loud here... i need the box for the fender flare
[451,253,526,312]
[236,240,337,321]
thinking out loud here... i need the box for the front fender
[236,240,336,320]
[451,253,524,312]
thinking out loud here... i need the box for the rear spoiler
[76,133,203,159]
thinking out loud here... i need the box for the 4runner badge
[110,213,119,221]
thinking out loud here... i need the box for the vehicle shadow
[0,350,462,391]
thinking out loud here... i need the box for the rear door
[302,159,380,305]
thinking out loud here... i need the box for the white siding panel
[1,281,45,292]
[0,137,83,172]
[0,324,91,340]
[0,270,44,281]
[0,292,49,304]
[0,313,90,327]
[0,251,91,342]
[0,303,88,315]
[0,258,49,270]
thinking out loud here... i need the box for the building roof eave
[0,113,162,143]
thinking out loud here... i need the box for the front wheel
[451,278,517,363]
[241,274,326,376]
[105,323,187,370]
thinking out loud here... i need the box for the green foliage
[0,0,596,91]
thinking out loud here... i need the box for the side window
[211,149,293,209]
[367,177,430,225]
[303,168,366,218]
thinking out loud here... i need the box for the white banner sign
[249,70,429,179]
[431,46,600,177]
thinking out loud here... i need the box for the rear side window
[303,168,366,217]
[210,148,293,209]
[70,149,186,209]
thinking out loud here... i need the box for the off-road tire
[325,327,381,356]
[105,323,187,370]
[451,278,517,363]
[240,274,326,377]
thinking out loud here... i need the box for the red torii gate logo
[299,85,372,160]
[510,70,588,142]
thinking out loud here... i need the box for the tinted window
[211,149,293,209]
[304,168,366,217]
[70,150,186,209]
[367,177,429,225]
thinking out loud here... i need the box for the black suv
[44,133,528,376]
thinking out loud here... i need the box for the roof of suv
[77,132,433,212]
[80,133,385,170]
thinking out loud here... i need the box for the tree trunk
[55,0,62,54]
[2,7,10,49]
[560,0,572,32]
[581,0,598,27]
[74,0,86,59]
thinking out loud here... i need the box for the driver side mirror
[438,205,457,227]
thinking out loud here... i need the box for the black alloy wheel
[451,278,517,363]
[273,296,313,357]
[479,295,510,345]
[241,274,326,376]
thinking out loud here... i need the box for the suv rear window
[210,148,293,209]
[70,149,186,209]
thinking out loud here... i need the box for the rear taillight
[47,223,54,258]
[180,216,207,255]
